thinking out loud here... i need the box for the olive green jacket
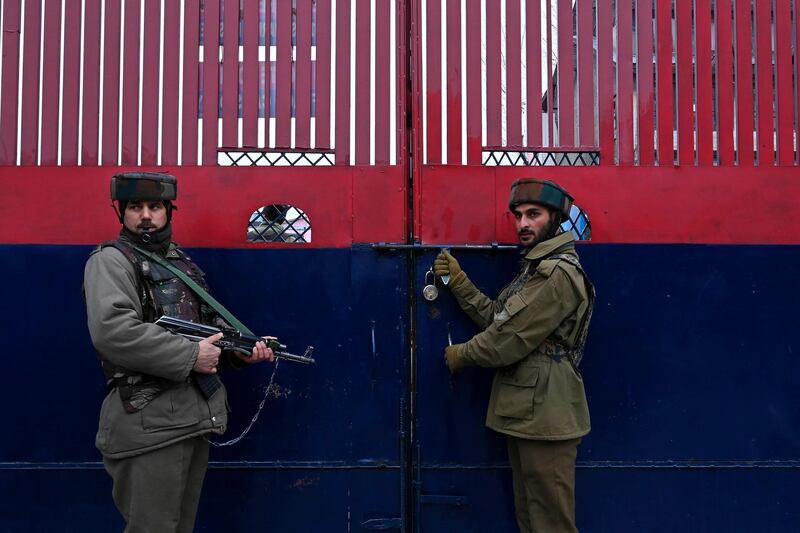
[84,246,228,459]
[449,232,592,440]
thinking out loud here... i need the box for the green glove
[444,344,467,374]
[434,250,465,287]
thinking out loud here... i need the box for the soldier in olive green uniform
[84,173,274,533]
[435,179,595,533]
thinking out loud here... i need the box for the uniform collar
[523,232,575,261]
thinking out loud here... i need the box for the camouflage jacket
[84,241,228,459]
[449,232,594,440]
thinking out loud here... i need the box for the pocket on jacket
[493,366,539,420]
[141,383,203,433]
[495,292,528,331]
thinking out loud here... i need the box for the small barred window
[561,204,591,241]
[247,205,312,243]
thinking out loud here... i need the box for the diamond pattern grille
[247,205,312,243]
[482,150,600,166]
[219,150,335,167]
[561,204,592,241]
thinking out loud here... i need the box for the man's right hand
[434,250,462,280]
[194,332,223,374]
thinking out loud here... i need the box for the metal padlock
[422,269,439,301]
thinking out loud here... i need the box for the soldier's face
[123,200,168,235]
[512,202,556,247]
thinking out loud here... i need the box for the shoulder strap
[129,244,254,335]
[99,240,140,264]
[95,241,151,317]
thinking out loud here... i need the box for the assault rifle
[156,315,316,364]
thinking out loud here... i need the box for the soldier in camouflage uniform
[83,172,275,533]
[434,178,595,533]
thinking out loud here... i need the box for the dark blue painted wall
[0,245,407,531]
[414,244,800,531]
[1,243,798,531]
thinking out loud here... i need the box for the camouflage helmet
[111,172,177,202]
[508,178,573,220]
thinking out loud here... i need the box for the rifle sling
[130,244,255,336]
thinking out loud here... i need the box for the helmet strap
[543,211,563,240]
[112,201,125,223]
[165,201,175,223]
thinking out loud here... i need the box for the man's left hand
[235,337,276,364]
[445,344,466,373]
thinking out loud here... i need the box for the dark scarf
[118,224,173,255]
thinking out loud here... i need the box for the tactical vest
[93,239,214,412]
[496,252,596,369]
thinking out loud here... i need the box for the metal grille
[561,204,591,241]
[247,205,312,243]
[219,150,335,167]
[482,150,600,166]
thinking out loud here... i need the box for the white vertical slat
[98,0,105,164]
[258,43,264,149]
[238,43,243,148]
[460,0,466,164]
[329,0,336,150]
[57,0,65,164]
[520,0,527,147]
[543,0,554,146]
[291,40,296,149]
[390,0,396,165]
[440,0,446,163]
[194,8,202,163]
[117,0,125,165]
[500,0,507,146]
[421,0,427,163]
[37,0,44,164]
[268,64,275,148]
[369,0,375,165]
[289,18,296,149]
[136,0,144,165]
[16,0,26,165]
[480,0,486,146]
[156,0,164,164]
[217,42,223,152]
[543,0,550,147]
[176,0,184,164]
[348,0,355,164]
[309,2,316,149]
[77,0,85,164]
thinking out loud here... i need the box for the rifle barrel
[156,315,316,364]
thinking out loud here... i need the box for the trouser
[103,436,210,533]
[506,435,581,533]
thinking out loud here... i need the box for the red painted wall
[5,165,799,247]
[0,166,406,248]
[419,166,800,245]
